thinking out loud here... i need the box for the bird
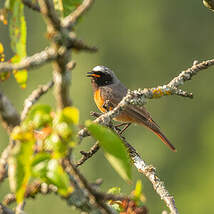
[86,65,176,152]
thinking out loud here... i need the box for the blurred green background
[1,0,214,213]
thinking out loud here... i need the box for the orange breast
[94,89,106,113]
[94,89,136,122]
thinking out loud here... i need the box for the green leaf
[53,0,83,17]
[11,126,35,142]
[46,159,72,195]
[62,0,83,17]
[54,107,79,125]
[23,104,52,129]
[8,138,34,203]
[32,158,73,196]
[132,180,146,204]
[9,1,26,58]
[5,0,16,10]
[134,180,142,200]
[13,69,28,88]
[85,121,132,182]
[53,107,79,145]
[108,187,121,195]
[44,133,68,158]
[53,0,64,17]
[8,0,28,87]
[54,122,72,139]
[31,153,51,178]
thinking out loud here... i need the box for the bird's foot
[90,111,102,118]
[114,122,131,135]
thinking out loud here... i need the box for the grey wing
[100,83,128,108]
[100,83,157,124]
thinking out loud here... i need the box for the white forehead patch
[92,65,106,72]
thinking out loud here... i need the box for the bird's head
[86,65,119,87]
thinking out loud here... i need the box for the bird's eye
[105,80,109,84]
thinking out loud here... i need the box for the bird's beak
[86,71,93,77]
[86,71,100,78]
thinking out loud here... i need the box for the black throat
[92,72,113,87]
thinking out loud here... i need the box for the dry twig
[64,158,114,214]
[21,81,54,120]
[75,141,100,167]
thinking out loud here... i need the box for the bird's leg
[116,123,131,135]
[114,122,129,132]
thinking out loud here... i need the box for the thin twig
[3,181,58,206]
[0,143,13,183]
[64,158,114,214]
[38,0,72,109]
[21,81,54,120]
[38,0,61,33]
[69,37,98,52]
[75,141,100,167]
[0,41,95,74]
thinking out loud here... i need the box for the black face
[87,71,113,86]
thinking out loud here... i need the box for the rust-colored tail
[124,108,177,152]
[152,129,176,152]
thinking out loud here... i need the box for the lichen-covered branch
[79,58,214,140]
[0,47,56,73]
[0,38,95,74]
[21,81,54,120]
[125,142,178,214]
[77,58,214,213]
[168,59,214,87]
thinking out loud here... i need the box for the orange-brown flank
[94,89,136,123]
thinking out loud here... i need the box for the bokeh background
[1,0,214,213]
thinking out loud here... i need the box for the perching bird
[87,65,176,152]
